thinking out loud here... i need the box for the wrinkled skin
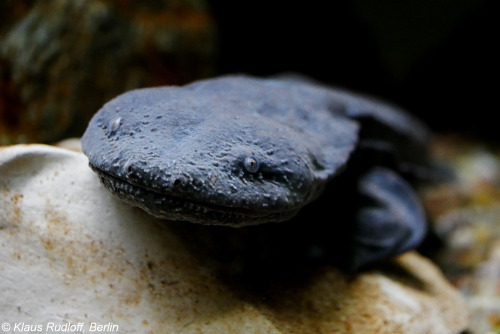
[82,75,430,271]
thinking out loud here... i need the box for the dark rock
[0,0,216,144]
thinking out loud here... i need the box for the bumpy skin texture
[82,75,430,269]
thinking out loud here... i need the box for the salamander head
[81,77,358,226]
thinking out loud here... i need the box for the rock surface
[0,0,216,144]
[422,135,500,333]
[0,144,468,333]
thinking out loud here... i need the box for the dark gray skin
[81,75,430,271]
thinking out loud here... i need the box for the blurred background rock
[421,136,500,333]
[0,0,496,144]
[0,0,216,144]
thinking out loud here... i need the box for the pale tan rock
[54,137,82,152]
[0,144,469,333]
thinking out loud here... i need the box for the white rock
[0,144,469,333]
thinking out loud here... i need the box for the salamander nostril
[173,178,182,186]
[192,177,203,189]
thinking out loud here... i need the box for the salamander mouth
[89,164,298,226]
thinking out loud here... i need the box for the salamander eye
[244,156,259,173]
